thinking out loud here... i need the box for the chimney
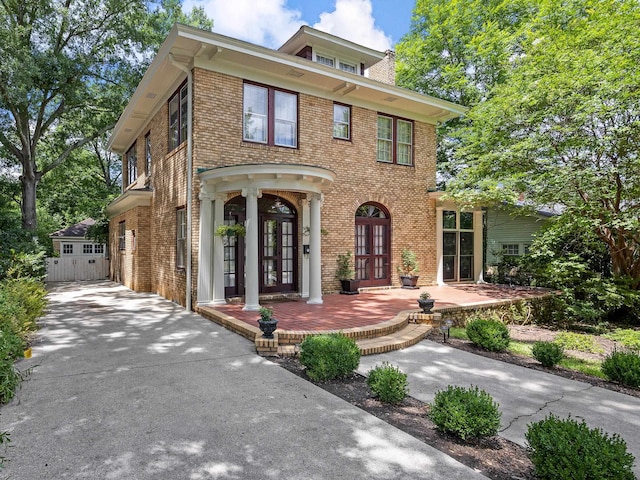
[367,50,396,86]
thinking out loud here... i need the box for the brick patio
[211,284,549,332]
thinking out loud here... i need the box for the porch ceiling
[198,163,336,195]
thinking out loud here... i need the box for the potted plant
[215,224,246,237]
[335,252,360,295]
[417,291,435,314]
[398,248,419,288]
[257,306,278,338]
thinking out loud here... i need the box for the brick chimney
[367,50,396,86]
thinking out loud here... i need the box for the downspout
[170,54,193,312]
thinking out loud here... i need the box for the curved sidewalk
[359,340,640,478]
[2,281,486,480]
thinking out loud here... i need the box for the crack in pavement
[499,383,595,432]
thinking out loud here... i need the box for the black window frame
[126,143,137,186]
[333,102,351,141]
[168,83,188,151]
[243,81,298,149]
[376,114,414,166]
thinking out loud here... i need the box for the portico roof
[198,163,336,195]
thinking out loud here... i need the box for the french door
[355,204,390,287]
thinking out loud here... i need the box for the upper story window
[169,83,188,151]
[316,54,335,67]
[333,103,351,140]
[145,132,151,176]
[339,61,357,74]
[376,115,413,165]
[126,143,137,186]
[243,83,297,148]
[62,244,73,255]
[83,244,93,254]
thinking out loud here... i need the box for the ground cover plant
[526,414,636,480]
[603,329,640,351]
[554,331,604,354]
[299,333,360,381]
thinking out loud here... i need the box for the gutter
[169,54,193,312]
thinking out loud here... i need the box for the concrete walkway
[2,282,486,480]
[359,340,640,478]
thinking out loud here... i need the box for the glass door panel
[443,232,457,281]
[459,232,474,280]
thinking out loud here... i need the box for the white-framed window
[62,244,73,255]
[442,210,475,281]
[243,83,297,148]
[315,54,335,67]
[524,244,531,255]
[83,244,93,254]
[176,208,186,269]
[377,115,413,165]
[145,132,151,176]
[169,83,188,150]
[333,103,351,140]
[502,244,520,256]
[94,244,104,255]
[126,143,137,186]
[339,61,357,74]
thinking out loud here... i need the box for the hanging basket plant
[215,224,246,237]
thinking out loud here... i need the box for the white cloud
[185,0,304,48]
[313,0,391,51]
[184,0,391,51]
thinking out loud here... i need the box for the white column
[474,209,485,283]
[307,193,323,304]
[212,194,227,304]
[300,198,310,298]
[436,207,445,285]
[197,192,213,304]
[242,187,261,311]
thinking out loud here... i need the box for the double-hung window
[243,83,297,148]
[118,222,126,251]
[145,132,151,176]
[176,208,186,269]
[169,84,188,151]
[333,103,351,140]
[126,144,137,186]
[376,115,413,165]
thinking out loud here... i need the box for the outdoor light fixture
[440,319,454,342]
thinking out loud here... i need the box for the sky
[183,0,416,51]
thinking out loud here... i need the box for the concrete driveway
[359,340,640,478]
[2,281,486,480]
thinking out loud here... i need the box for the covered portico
[196,164,335,311]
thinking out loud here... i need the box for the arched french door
[223,195,297,297]
[355,203,391,287]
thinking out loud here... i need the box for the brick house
[106,24,478,311]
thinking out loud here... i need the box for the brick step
[356,323,432,356]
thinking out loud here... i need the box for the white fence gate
[46,257,109,282]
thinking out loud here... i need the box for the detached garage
[46,218,109,282]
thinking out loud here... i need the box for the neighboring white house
[46,218,109,281]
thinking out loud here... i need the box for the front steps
[197,304,439,357]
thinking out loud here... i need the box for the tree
[0,0,213,233]
[451,0,640,289]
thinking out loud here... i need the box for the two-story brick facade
[107,24,474,311]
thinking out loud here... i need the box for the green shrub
[526,414,635,480]
[299,333,360,381]
[603,329,640,351]
[429,385,501,440]
[0,278,47,337]
[466,318,510,352]
[554,331,604,354]
[0,329,25,362]
[601,351,640,388]
[366,362,408,404]
[0,359,21,405]
[531,341,564,367]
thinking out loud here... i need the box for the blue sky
[184,0,416,51]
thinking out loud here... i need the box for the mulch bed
[273,328,640,480]
[274,356,535,480]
